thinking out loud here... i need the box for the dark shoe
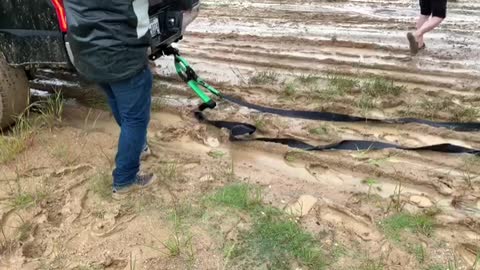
[112,173,157,200]
[407,32,419,55]
[419,43,426,51]
[140,144,152,161]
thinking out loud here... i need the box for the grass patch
[426,265,446,270]
[50,143,78,166]
[123,193,164,213]
[406,243,426,263]
[36,91,64,128]
[285,151,304,162]
[89,171,111,200]
[418,99,453,120]
[17,221,33,242]
[147,204,196,268]
[232,207,325,269]
[253,115,268,131]
[380,213,435,242]
[474,251,480,270]
[11,193,35,209]
[0,114,33,164]
[357,94,375,115]
[170,201,205,222]
[163,212,188,257]
[0,135,28,164]
[451,106,479,122]
[404,99,479,122]
[361,76,404,98]
[209,184,326,269]
[326,74,359,95]
[354,76,405,114]
[330,243,348,261]
[361,178,379,199]
[249,71,280,85]
[283,82,297,98]
[1,91,67,164]
[151,97,165,112]
[309,125,329,136]
[296,74,320,85]
[309,73,358,98]
[208,150,225,159]
[156,162,181,183]
[208,183,261,211]
[359,257,384,270]
[10,189,47,210]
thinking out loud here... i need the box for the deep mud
[1,0,480,269]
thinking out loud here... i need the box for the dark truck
[0,0,200,129]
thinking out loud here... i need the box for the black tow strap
[161,47,479,155]
[194,96,480,155]
[222,95,480,132]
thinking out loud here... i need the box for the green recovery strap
[174,54,221,110]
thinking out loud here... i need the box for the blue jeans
[99,67,153,188]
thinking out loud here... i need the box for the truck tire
[0,55,29,129]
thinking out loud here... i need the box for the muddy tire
[0,55,29,129]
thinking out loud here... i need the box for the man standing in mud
[64,0,156,199]
[407,0,447,55]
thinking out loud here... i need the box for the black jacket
[64,0,151,83]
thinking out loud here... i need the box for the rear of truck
[0,0,200,128]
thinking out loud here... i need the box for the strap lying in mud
[165,47,480,154]
[165,46,480,132]
[221,95,480,132]
[195,112,480,155]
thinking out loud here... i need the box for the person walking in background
[407,0,447,55]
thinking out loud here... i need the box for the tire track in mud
[182,0,480,92]
[180,44,478,94]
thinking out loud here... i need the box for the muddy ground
[1,0,480,269]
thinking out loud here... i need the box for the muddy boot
[407,32,419,55]
[112,173,157,200]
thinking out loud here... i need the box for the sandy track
[1,0,480,269]
[176,0,480,90]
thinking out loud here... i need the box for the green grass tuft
[10,189,47,210]
[359,257,384,270]
[327,74,359,95]
[208,150,226,159]
[17,222,33,242]
[309,126,329,136]
[426,265,446,270]
[451,106,479,122]
[36,91,65,129]
[381,213,435,242]
[362,76,404,97]
[0,114,34,164]
[283,82,297,98]
[296,74,320,85]
[89,171,112,200]
[210,184,326,269]
[249,71,280,85]
[208,183,261,211]
[407,243,426,263]
[233,206,325,269]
